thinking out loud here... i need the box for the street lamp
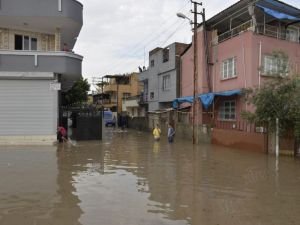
[176,13,192,22]
[177,1,202,145]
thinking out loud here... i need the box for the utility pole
[177,1,205,144]
[191,0,202,145]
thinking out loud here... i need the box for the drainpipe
[241,37,247,111]
[276,118,279,157]
[258,41,262,88]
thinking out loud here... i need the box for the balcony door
[15,35,37,51]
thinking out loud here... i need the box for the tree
[64,78,90,105]
[242,51,300,154]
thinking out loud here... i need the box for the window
[162,48,169,63]
[219,100,236,120]
[263,55,288,76]
[162,75,171,90]
[150,60,155,67]
[150,92,154,99]
[286,28,298,42]
[222,57,237,79]
[14,35,38,51]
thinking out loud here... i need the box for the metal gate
[60,105,102,141]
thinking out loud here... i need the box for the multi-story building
[100,73,141,113]
[140,42,190,112]
[0,0,83,144]
[179,0,300,125]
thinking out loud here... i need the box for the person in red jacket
[57,126,68,143]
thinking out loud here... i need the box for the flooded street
[1,129,300,225]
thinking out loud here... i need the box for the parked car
[104,111,116,127]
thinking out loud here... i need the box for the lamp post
[177,1,202,144]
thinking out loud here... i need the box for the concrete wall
[181,28,209,98]
[128,117,149,131]
[175,123,211,144]
[147,111,211,143]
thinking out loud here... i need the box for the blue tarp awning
[199,89,242,110]
[256,4,300,21]
[173,89,242,109]
[172,96,194,109]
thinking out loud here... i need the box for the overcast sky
[74,0,300,85]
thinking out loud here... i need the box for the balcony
[215,21,300,45]
[103,84,118,93]
[122,96,140,106]
[0,0,83,48]
[139,93,148,104]
[0,50,82,90]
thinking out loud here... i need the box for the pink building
[179,0,300,127]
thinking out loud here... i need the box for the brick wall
[212,128,267,152]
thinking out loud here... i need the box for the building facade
[140,42,189,112]
[100,73,141,113]
[180,0,300,126]
[0,0,83,144]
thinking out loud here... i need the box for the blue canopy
[172,96,194,109]
[256,4,300,21]
[199,89,242,110]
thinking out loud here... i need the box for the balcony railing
[214,20,300,44]
[95,99,117,105]
[0,50,82,75]
[217,20,253,43]
[256,24,300,43]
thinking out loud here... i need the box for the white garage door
[0,79,58,136]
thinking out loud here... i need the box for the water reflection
[0,130,300,225]
[73,130,300,225]
[0,146,82,225]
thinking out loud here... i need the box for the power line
[126,20,189,73]
[104,15,191,75]
[100,0,192,76]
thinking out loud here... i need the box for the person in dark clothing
[167,123,175,143]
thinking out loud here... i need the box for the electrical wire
[100,0,192,75]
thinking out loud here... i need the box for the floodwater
[0,129,300,225]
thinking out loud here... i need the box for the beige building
[100,73,141,113]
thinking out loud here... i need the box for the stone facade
[0,28,9,49]
[0,27,56,51]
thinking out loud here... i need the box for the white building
[0,0,83,144]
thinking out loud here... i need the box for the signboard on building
[50,82,61,91]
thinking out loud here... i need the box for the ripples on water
[0,129,300,225]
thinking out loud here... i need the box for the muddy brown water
[0,129,300,225]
